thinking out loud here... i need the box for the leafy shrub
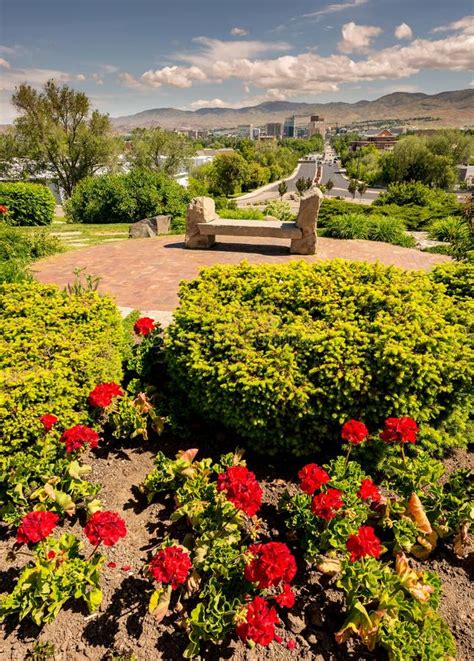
[65,169,190,225]
[217,207,265,220]
[165,261,473,455]
[0,282,124,454]
[429,216,473,261]
[318,198,372,226]
[430,262,474,300]
[374,182,435,207]
[0,224,64,283]
[323,212,371,239]
[0,182,56,226]
[264,199,295,221]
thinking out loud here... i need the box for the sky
[0,0,473,122]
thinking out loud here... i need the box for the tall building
[308,115,325,136]
[266,122,282,138]
[283,116,296,138]
[237,124,254,139]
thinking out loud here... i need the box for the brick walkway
[34,235,450,314]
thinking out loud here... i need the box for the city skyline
[0,0,473,122]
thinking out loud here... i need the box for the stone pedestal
[185,197,217,249]
[290,187,323,255]
[129,215,171,238]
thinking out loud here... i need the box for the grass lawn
[24,219,131,250]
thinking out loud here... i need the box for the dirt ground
[0,435,472,661]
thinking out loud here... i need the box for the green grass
[23,221,131,249]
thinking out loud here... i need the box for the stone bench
[185,188,323,255]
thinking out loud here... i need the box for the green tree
[278,180,288,198]
[348,179,358,199]
[427,129,473,165]
[357,181,368,201]
[211,152,249,196]
[128,127,195,175]
[295,177,310,196]
[10,80,119,197]
[326,178,334,192]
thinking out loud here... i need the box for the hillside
[111,89,474,131]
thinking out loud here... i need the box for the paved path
[33,236,450,320]
[237,160,317,204]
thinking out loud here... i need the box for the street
[320,162,381,202]
[237,159,318,204]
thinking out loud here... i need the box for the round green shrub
[165,260,473,456]
[64,169,190,224]
[0,182,55,226]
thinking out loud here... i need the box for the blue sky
[0,0,472,121]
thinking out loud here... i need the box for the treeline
[332,130,473,189]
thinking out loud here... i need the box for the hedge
[64,169,190,225]
[0,224,64,284]
[322,212,415,247]
[0,282,124,454]
[165,260,473,456]
[0,182,56,226]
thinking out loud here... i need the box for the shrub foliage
[0,182,56,226]
[165,261,473,455]
[0,282,124,454]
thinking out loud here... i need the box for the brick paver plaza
[34,235,450,314]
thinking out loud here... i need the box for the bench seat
[197,218,303,239]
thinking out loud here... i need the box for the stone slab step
[198,218,302,239]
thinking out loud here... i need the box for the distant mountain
[111,89,474,131]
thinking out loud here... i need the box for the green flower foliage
[431,261,474,300]
[165,260,473,455]
[0,533,104,625]
[0,282,124,454]
[0,182,56,226]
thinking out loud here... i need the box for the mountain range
[111,89,474,131]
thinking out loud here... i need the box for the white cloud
[141,65,207,88]
[0,66,83,91]
[0,44,28,56]
[76,73,86,81]
[395,23,413,40]
[190,98,233,109]
[0,58,10,69]
[302,0,369,19]
[230,27,249,37]
[338,22,383,53]
[432,15,474,34]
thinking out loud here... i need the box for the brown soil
[0,435,472,661]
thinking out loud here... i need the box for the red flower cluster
[236,596,279,647]
[134,317,155,336]
[298,463,330,495]
[216,465,262,517]
[346,525,382,562]
[149,546,192,590]
[40,414,58,431]
[244,542,297,589]
[380,417,418,444]
[60,425,100,453]
[341,419,369,445]
[17,511,59,545]
[275,582,295,609]
[357,479,381,503]
[84,511,127,547]
[88,382,124,408]
[0,205,8,213]
[311,488,343,521]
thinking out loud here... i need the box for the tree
[295,177,311,196]
[357,181,368,201]
[348,179,358,200]
[10,80,119,197]
[326,178,334,192]
[278,180,288,198]
[128,127,195,176]
[210,152,249,197]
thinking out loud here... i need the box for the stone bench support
[185,188,323,255]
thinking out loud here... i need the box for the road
[320,163,381,202]
[237,159,318,204]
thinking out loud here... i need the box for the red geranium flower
[134,317,155,336]
[40,414,58,431]
[88,382,124,408]
[244,542,297,589]
[0,205,8,213]
[236,596,279,647]
[47,550,56,559]
[311,488,343,521]
[341,420,369,445]
[357,479,381,503]
[297,463,330,495]
[216,465,262,517]
[16,511,59,545]
[275,583,295,608]
[149,546,191,590]
[60,425,100,453]
[287,639,296,650]
[84,511,127,547]
[380,417,418,444]
[346,525,382,562]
